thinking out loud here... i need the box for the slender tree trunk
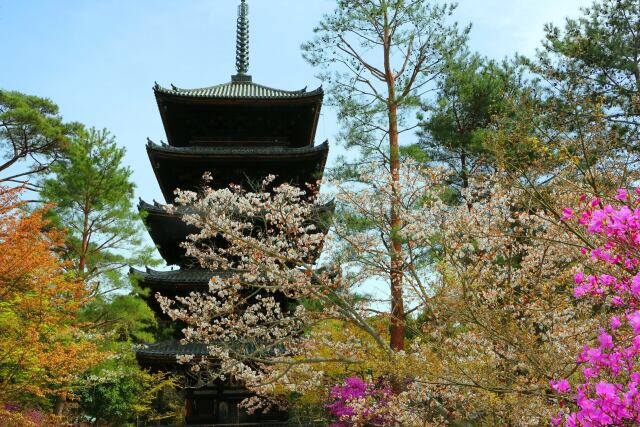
[460,146,468,190]
[388,101,405,352]
[54,392,67,416]
[78,206,90,276]
[383,8,405,352]
[55,205,90,417]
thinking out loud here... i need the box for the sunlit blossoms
[552,189,640,425]
[158,176,335,399]
[157,162,450,412]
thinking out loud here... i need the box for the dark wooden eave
[136,339,265,367]
[130,267,220,290]
[136,341,210,368]
[154,82,323,148]
[146,141,329,203]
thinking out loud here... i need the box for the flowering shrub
[552,189,640,425]
[325,376,393,427]
[0,403,48,426]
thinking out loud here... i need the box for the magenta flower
[552,189,640,425]
[551,379,571,393]
[617,189,628,201]
[562,208,575,221]
[326,376,394,426]
[611,316,622,330]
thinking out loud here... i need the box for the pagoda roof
[147,139,328,157]
[137,340,265,365]
[146,140,329,202]
[136,341,210,368]
[130,267,224,286]
[154,81,323,101]
[139,198,335,217]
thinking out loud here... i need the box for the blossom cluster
[325,376,393,427]
[408,178,594,423]
[552,189,640,425]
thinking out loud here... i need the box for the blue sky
[1,0,591,204]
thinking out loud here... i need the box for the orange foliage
[0,187,101,411]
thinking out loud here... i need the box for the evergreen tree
[530,0,640,138]
[303,0,468,353]
[419,53,524,191]
[0,90,79,189]
[40,128,164,417]
[41,127,158,294]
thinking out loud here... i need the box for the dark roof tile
[130,267,232,284]
[146,140,329,157]
[154,81,323,100]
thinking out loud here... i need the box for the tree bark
[53,392,67,417]
[383,7,405,353]
[78,206,90,276]
[55,205,90,417]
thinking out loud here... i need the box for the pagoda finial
[232,0,251,82]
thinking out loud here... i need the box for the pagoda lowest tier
[136,340,290,425]
[138,199,335,267]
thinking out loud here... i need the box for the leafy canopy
[41,127,158,293]
[0,90,79,187]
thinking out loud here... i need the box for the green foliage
[533,0,640,130]
[40,127,158,293]
[419,53,522,189]
[302,0,469,161]
[0,89,79,185]
[73,294,181,425]
[80,294,158,344]
[73,349,181,426]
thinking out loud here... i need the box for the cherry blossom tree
[157,163,447,414]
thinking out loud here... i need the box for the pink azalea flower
[611,316,621,330]
[550,379,571,393]
[562,208,574,221]
[617,189,629,201]
[598,329,614,349]
[627,311,640,334]
[555,191,640,424]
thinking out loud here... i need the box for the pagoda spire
[232,0,251,82]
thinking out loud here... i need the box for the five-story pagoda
[132,1,330,425]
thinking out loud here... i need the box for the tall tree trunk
[54,392,67,417]
[78,206,90,276]
[383,7,405,352]
[55,206,90,418]
[388,101,405,352]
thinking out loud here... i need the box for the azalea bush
[552,189,640,425]
[325,376,393,427]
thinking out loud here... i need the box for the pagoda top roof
[154,81,323,101]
